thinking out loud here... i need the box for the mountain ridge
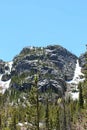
[0,45,78,97]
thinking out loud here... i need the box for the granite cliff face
[79,53,87,67]
[0,45,78,96]
[11,45,77,96]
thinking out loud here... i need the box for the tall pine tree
[78,82,84,108]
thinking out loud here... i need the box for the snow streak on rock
[67,60,85,100]
[0,61,13,94]
[68,60,84,84]
[8,61,13,72]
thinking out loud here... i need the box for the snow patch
[67,60,85,100]
[70,92,79,100]
[8,61,13,72]
[0,61,13,94]
[17,123,24,127]
[0,78,11,94]
[45,49,53,53]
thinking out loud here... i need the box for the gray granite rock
[10,45,77,96]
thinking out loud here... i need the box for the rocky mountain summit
[0,45,78,96]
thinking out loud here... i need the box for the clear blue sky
[0,0,87,61]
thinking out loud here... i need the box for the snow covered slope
[66,60,85,100]
[0,61,13,94]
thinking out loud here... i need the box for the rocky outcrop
[0,60,12,81]
[79,53,87,74]
[0,60,5,74]
[0,45,78,96]
[79,53,86,67]
[9,45,77,96]
[1,73,11,81]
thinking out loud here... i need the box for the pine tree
[78,82,84,108]
[29,74,40,130]
[45,97,49,130]
[35,74,40,130]
[0,93,2,130]
[63,100,67,130]
[56,107,60,130]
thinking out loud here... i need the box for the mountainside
[0,45,87,130]
[0,45,78,97]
